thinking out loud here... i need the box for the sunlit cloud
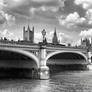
[85,9,92,24]
[0,0,15,27]
[34,32,42,43]
[30,6,59,15]
[79,29,92,38]
[0,10,15,27]
[58,32,73,44]
[72,39,81,46]
[31,0,53,2]
[74,0,92,9]
[58,12,86,28]
[0,29,18,41]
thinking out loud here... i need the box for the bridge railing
[0,40,88,52]
[0,40,39,46]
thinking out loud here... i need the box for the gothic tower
[23,26,25,40]
[52,28,59,44]
[23,25,34,43]
[81,38,90,48]
[32,26,34,43]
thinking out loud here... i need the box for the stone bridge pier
[38,46,49,79]
[87,51,92,69]
[88,52,91,64]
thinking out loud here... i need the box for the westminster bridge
[0,40,92,79]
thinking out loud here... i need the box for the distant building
[81,38,90,48]
[52,28,59,45]
[23,25,34,43]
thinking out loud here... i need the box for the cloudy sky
[0,0,92,45]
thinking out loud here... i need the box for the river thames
[0,70,92,92]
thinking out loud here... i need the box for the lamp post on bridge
[41,29,47,45]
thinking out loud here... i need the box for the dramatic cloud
[58,10,92,28]
[5,0,26,8]
[58,12,86,28]
[74,0,92,9]
[34,32,42,43]
[85,9,92,25]
[74,0,92,26]
[32,0,53,2]
[58,32,73,44]
[0,11,15,27]
[79,29,92,38]
[30,6,59,15]
[4,0,65,18]
[0,0,6,8]
[39,6,58,12]
[0,0,15,27]
[0,0,91,43]
[72,39,81,46]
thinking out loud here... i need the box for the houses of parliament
[23,25,92,48]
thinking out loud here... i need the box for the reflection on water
[0,70,92,92]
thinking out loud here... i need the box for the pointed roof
[27,25,30,31]
[32,26,34,32]
[52,27,59,44]
[23,26,25,31]
[54,27,57,35]
[53,27,58,40]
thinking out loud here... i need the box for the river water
[0,70,92,92]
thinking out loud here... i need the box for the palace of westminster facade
[23,25,92,48]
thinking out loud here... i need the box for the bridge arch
[46,50,87,62]
[0,48,39,68]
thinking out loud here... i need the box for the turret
[32,26,34,43]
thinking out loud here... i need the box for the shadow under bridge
[46,51,88,73]
[0,48,39,78]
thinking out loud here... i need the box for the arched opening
[46,51,87,74]
[0,49,39,78]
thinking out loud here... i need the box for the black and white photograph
[0,0,92,92]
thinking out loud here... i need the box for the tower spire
[23,26,25,40]
[27,25,30,31]
[52,27,59,44]
[32,26,34,43]
[32,26,34,32]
